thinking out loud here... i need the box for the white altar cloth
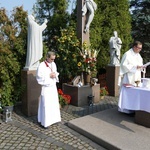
[118,86,150,113]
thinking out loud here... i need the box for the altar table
[118,86,150,113]
[118,86,150,127]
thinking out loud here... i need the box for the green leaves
[131,0,150,63]
[56,27,81,83]
[90,0,132,68]
[0,7,27,107]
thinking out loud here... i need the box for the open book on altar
[142,62,150,67]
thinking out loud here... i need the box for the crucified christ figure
[82,0,97,33]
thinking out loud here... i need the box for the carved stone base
[106,65,120,96]
[135,111,150,128]
[21,70,41,116]
[62,83,100,106]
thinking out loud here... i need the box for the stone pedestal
[21,70,41,116]
[92,84,100,103]
[135,111,150,128]
[98,74,106,87]
[106,65,120,96]
[62,83,100,106]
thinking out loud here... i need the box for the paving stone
[0,96,117,150]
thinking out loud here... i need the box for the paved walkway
[68,107,150,150]
[0,96,118,150]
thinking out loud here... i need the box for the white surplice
[118,48,143,113]
[36,61,61,127]
[118,48,143,86]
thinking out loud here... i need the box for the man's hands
[50,72,56,78]
[137,65,146,69]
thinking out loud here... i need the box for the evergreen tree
[69,0,132,70]
[90,0,132,70]
[33,0,70,50]
[130,0,150,63]
[0,7,27,106]
[32,0,132,82]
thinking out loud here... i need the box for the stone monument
[62,0,100,106]
[77,0,89,44]
[82,0,97,33]
[77,0,97,44]
[24,15,48,70]
[109,31,122,66]
[106,31,122,96]
[22,15,47,116]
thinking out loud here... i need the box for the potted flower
[100,86,109,99]
[57,89,71,108]
[77,42,100,84]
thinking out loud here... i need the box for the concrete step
[68,107,150,150]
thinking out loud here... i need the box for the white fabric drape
[118,86,150,113]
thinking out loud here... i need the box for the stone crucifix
[77,0,97,44]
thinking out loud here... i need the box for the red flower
[85,58,91,63]
[62,94,71,104]
[100,86,109,96]
[58,89,63,95]
[58,89,71,106]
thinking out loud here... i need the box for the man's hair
[133,41,142,47]
[46,51,56,58]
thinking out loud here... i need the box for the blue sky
[0,0,37,14]
[0,0,75,14]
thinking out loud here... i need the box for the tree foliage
[33,0,132,80]
[89,0,132,71]
[55,27,81,86]
[33,0,70,50]
[0,7,27,106]
[68,0,132,72]
[0,0,141,104]
[130,0,150,63]
[33,0,76,85]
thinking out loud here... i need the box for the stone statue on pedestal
[109,31,122,66]
[24,15,48,70]
[82,0,97,33]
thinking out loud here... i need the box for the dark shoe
[39,124,48,129]
[43,126,48,129]
[128,113,135,117]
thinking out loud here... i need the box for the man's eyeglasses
[136,46,142,50]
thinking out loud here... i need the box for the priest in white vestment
[24,15,47,70]
[36,51,61,128]
[118,41,144,113]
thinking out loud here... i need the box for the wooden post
[77,0,89,44]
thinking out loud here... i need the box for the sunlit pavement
[0,96,118,150]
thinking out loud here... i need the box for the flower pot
[83,72,91,85]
